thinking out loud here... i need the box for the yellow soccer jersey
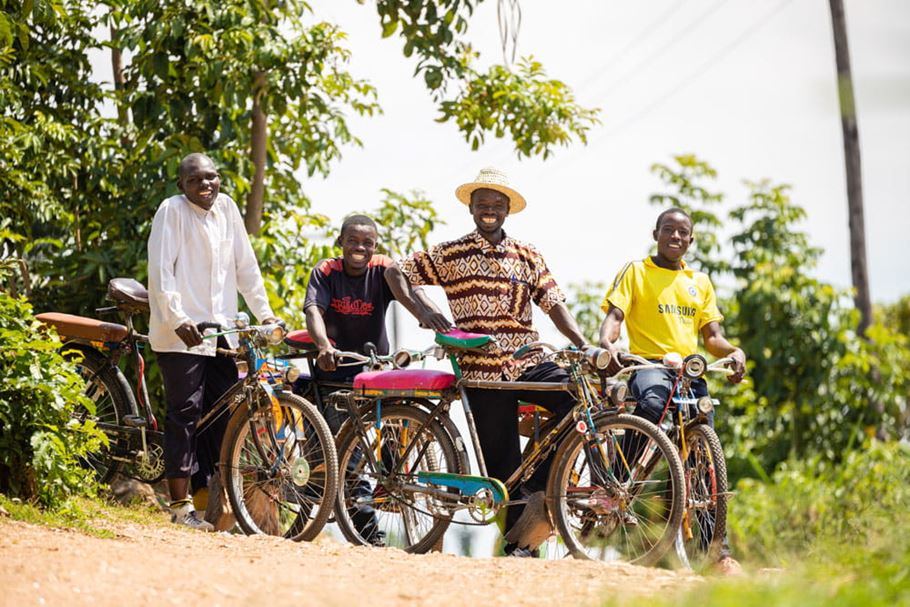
[601,257,723,359]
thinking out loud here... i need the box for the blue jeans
[629,367,711,426]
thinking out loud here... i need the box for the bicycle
[612,351,735,569]
[327,329,686,565]
[37,278,339,541]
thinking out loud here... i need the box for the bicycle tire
[547,412,685,566]
[220,390,338,541]
[64,344,136,484]
[675,424,728,570]
[333,402,464,553]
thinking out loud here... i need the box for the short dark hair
[655,207,692,230]
[339,214,378,239]
[178,153,214,179]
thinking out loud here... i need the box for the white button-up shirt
[147,193,274,355]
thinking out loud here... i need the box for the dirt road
[0,517,698,607]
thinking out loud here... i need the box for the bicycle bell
[234,311,250,328]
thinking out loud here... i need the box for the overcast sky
[303,0,908,318]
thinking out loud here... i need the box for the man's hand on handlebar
[316,345,338,372]
[597,339,623,375]
[727,348,747,384]
[175,321,204,347]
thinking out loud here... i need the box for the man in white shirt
[148,153,278,530]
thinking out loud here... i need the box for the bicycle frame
[342,342,639,520]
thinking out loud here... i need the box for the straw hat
[455,167,527,213]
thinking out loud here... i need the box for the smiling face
[653,211,694,267]
[178,155,220,211]
[469,188,510,238]
[339,223,378,276]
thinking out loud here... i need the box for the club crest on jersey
[688,286,697,297]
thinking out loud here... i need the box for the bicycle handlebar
[612,352,735,379]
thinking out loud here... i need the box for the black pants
[157,339,237,492]
[464,362,576,533]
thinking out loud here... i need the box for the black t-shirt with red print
[304,254,396,359]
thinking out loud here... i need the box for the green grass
[0,493,167,538]
[605,441,910,607]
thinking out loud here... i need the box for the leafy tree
[722,180,909,474]
[3,0,599,324]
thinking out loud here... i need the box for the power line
[590,0,731,100]
[574,0,686,95]
[601,0,796,139]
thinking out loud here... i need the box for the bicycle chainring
[132,442,166,482]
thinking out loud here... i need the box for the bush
[0,292,105,508]
[728,440,910,566]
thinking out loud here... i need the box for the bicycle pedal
[122,414,146,428]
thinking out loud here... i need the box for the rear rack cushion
[36,312,129,343]
[353,369,456,391]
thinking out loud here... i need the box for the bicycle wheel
[675,424,728,570]
[547,413,685,566]
[333,402,464,553]
[65,345,135,484]
[220,390,338,541]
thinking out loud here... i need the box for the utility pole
[829,0,872,334]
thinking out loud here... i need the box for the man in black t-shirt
[297,215,404,546]
[304,223,396,383]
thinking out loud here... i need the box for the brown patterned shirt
[399,230,566,381]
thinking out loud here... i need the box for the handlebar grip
[196,321,222,332]
[512,344,534,360]
[617,352,634,366]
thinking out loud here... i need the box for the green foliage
[438,58,600,158]
[649,154,727,275]
[371,1,600,158]
[729,441,910,565]
[876,295,910,339]
[566,281,608,343]
[720,181,909,474]
[364,189,443,260]
[0,289,105,509]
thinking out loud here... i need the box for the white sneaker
[171,503,214,532]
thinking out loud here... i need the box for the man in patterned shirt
[385,167,590,556]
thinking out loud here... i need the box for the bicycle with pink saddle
[288,328,685,564]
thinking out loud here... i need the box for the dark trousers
[157,340,237,493]
[464,362,576,533]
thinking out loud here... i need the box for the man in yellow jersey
[598,207,746,574]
